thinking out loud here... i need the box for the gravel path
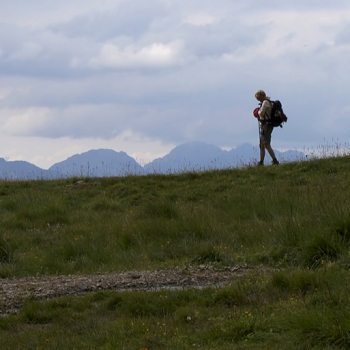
[0,266,247,315]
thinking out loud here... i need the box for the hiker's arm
[258,100,268,120]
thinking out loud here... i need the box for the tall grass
[1,267,349,349]
[1,155,350,348]
[1,157,350,276]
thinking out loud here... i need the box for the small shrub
[17,203,69,227]
[288,308,350,348]
[271,269,317,294]
[89,198,122,212]
[117,292,178,317]
[205,317,257,342]
[20,301,57,324]
[106,295,123,310]
[118,232,139,250]
[253,246,296,266]
[141,199,179,219]
[1,198,18,211]
[60,241,84,262]
[192,246,223,264]
[209,287,242,308]
[333,218,350,245]
[0,264,15,278]
[0,236,15,263]
[175,307,196,325]
[88,290,111,303]
[271,272,290,291]
[301,233,341,268]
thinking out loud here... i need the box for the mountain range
[0,142,305,180]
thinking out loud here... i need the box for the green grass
[1,156,350,348]
[1,268,349,349]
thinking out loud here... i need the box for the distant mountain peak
[0,143,305,180]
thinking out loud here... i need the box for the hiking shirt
[258,99,272,124]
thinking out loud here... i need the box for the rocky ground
[0,266,248,315]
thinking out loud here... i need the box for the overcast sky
[0,0,349,168]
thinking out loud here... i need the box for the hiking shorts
[260,124,273,145]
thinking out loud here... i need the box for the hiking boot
[258,161,264,166]
[272,158,279,165]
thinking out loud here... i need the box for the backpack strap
[258,100,273,123]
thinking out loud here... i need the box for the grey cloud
[0,48,338,144]
[50,1,166,41]
[1,0,350,160]
[0,23,34,58]
[0,24,97,78]
[0,0,118,27]
[237,0,350,11]
[176,18,262,59]
[335,25,350,45]
[0,1,293,80]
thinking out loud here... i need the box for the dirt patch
[0,266,248,315]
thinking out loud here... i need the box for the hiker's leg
[259,143,265,163]
[265,144,279,164]
[262,125,278,163]
[265,144,276,160]
[259,124,266,164]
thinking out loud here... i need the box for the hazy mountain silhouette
[0,143,305,180]
[144,142,305,174]
[0,158,48,180]
[228,143,305,166]
[48,149,144,178]
[143,141,227,174]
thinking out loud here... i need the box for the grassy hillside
[1,156,350,349]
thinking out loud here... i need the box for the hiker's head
[255,90,267,102]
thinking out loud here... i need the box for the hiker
[254,90,279,165]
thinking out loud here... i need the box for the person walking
[254,90,279,165]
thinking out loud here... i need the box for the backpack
[267,99,288,128]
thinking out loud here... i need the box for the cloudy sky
[0,0,350,168]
